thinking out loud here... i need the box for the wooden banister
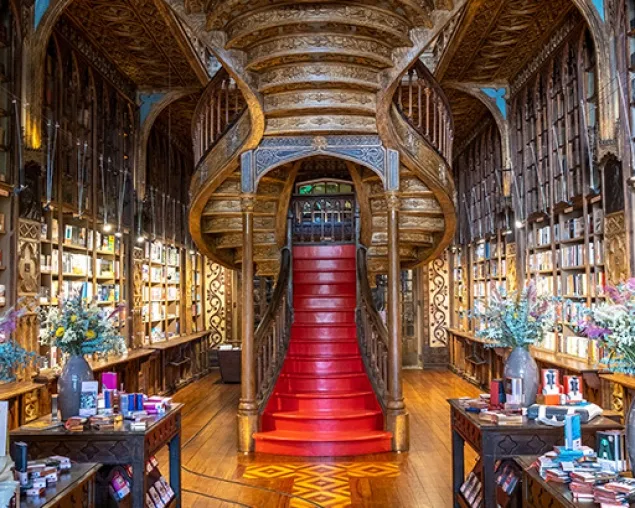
[254,247,293,411]
[192,68,247,165]
[394,60,454,163]
[356,246,389,410]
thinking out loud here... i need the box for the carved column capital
[241,194,256,212]
[385,191,401,211]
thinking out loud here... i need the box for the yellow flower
[55,327,65,338]
[86,330,96,339]
[71,315,77,323]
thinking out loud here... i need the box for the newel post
[385,149,409,452]
[237,151,258,453]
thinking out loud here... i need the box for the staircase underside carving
[184,0,462,273]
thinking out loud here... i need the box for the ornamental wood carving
[605,211,628,285]
[205,261,226,345]
[64,0,201,89]
[428,252,450,349]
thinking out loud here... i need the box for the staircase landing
[254,244,392,456]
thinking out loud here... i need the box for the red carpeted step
[277,372,370,392]
[253,429,392,457]
[269,391,377,411]
[262,409,383,433]
[288,340,359,356]
[294,310,355,325]
[257,243,391,457]
[294,283,355,296]
[293,258,356,272]
[294,295,356,310]
[294,271,356,285]
[290,325,357,341]
[282,355,363,375]
[293,245,356,259]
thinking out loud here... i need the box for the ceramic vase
[627,397,635,472]
[58,355,93,420]
[503,346,539,407]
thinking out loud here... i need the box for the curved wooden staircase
[168,0,465,453]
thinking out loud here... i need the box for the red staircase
[253,244,392,456]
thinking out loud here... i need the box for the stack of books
[593,478,635,507]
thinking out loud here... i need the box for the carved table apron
[11,404,182,508]
[448,399,622,508]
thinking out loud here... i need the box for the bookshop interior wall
[6,0,635,506]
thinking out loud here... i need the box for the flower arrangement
[40,294,127,357]
[0,306,36,382]
[472,281,556,349]
[580,278,635,374]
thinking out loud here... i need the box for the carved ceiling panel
[65,0,201,89]
[440,0,574,83]
[444,88,491,148]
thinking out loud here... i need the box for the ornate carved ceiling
[64,0,202,89]
[438,0,574,84]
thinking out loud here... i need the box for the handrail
[394,60,454,163]
[254,246,293,411]
[356,245,389,410]
[192,67,247,164]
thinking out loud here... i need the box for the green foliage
[472,281,556,350]
[40,294,127,357]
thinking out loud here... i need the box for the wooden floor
[157,369,479,507]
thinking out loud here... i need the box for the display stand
[10,404,182,508]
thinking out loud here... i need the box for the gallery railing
[356,245,389,410]
[394,60,454,163]
[192,68,247,164]
[291,194,356,244]
[255,246,292,410]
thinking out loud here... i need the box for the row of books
[561,244,585,268]
[529,209,604,246]
[39,281,122,304]
[41,221,120,252]
[529,251,553,271]
[146,242,181,266]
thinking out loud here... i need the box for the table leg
[169,431,182,508]
[482,454,496,508]
[132,458,146,508]
[452,429,465,508]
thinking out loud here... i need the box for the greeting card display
[564,375,584,402]
[540,368,563,405]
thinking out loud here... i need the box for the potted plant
[0,306,36,382]
[472,281,556,406]
[40,294,127,419]
[580,278,635,468]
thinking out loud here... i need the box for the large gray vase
[58,355,94,420]
[504,347,539,407]
[627,398,635,472]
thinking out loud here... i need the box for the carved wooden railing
[291,194,356,244]
[356,246,389,410]
[193,68,247,164]
[255,247,293,410]
[394,60,454,163]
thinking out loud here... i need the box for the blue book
[565,414,582,450]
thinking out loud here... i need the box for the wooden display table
[21,462,100,508]
[449,399,622,508]
[515,456,576,507]
[0,381,49,430]
[10,404,183,508]
[150,332,211,393]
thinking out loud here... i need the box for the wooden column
[386,191,409,451]
[237,194,257,452]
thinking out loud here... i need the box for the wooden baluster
[425,88,431,138]
[216,85,222,135]
[408,70,413,119]
[209,93,215,146]
[417,80,423,131]
[225,79,230,125]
